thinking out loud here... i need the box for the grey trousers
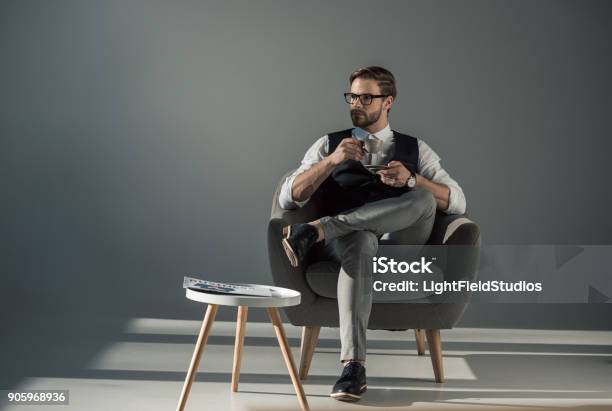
[317,188,437,362]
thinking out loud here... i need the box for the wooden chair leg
[414,329,426,355]
[425,329,444,383]
[176,304,218,411]
[299,326,320,380]
[231,306,248,392]
[267,307,310,411]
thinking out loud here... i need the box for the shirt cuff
[444,184,466,215]
[278,172,310,209]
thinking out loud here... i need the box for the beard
[350,106,383,128]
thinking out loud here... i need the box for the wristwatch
[405,171,417,188]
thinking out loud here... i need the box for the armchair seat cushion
[305,261,342,299]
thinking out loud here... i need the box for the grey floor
[2,312,612,411]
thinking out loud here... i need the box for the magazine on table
[183,276,273,297]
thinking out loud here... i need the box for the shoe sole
[330,384,367,401]
[281,226,299,268]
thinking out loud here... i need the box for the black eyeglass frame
[343,92,389,105]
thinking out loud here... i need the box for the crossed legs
[314,189,437,362]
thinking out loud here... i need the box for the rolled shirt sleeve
[417,139,467,215]
[278,135,329,209]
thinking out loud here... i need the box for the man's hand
[327,137,364,166]
[377,160,412,187]
[291,138,363,202]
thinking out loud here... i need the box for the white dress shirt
[279,124,467,215]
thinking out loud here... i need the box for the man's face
[348,78,390,128]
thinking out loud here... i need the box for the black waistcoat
[309,128,420,217]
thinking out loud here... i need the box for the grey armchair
[267,170,481,383]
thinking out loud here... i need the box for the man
[278,66,466,401]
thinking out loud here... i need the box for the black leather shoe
[330,361,367,402]
[281,224,318,267]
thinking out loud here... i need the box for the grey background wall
[2,0,611,327]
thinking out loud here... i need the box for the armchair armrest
[425,212,482,304]
[267,169,330,307]
[267,218,318,305]
[427,211,481,246]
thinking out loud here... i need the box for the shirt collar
[353,124,393,141]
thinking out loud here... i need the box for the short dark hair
[349,66,397,99]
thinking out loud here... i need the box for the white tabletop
[186,284,301,308]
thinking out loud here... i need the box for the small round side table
[175,284,309,411]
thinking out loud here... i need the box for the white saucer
[365,165,387,174]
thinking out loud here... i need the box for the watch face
[407,176,416,188]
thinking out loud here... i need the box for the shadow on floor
[2,311,611,410]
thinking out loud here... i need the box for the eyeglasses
[344,93,389,105]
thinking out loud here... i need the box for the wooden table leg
[231,306,248,392]
[176,304,218,411]
[267,307,310,411]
